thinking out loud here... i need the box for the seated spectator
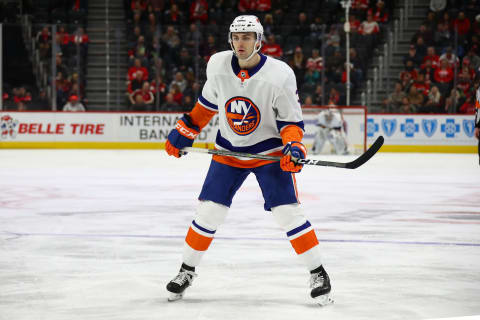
[30,89,50,110]
[184,23,203,51]
[128,58,149,81]
[261,34,283,59]
[444,87,466,113]
[63,95,85,112]
[439,47,459,67]
[403,45,422,67]
[201,34,217,62]
[169,72,187,93]
[407,86,425,109]
[465,48,480,71]
[373,0,388,24]
[401,60,419,81]
[413,73,430,96]
[290,46,306,86]
[183,94,195,110]
[313,84,324,105]
[433,21,451,49]
[293,12,311,41]
[400,68,414,92]
[304,95,313,106]
[263,13,277,37]
[56,25,71,56]
[434,59,454,94]
[169,84,183,105]
[72,27,89,62]
[414,36,427,58]
[358,11,380,49]
[328,87,340,106]
[128,25,143,49]
[129,35,149,64]
[424,11,437,33]
[325,25,341,57]
[131,0,147,25]
[351,0,369,19]
[12,87,32,111]
[400,96,416,113]
[129,81,154,108]
[127,71,145,94]
[306,48,323,73]
[453,11,470,44]
[55,71,71,106]
[459,95,476,114]
[384,82,406,111]
[238,0,271,12]
[176,47,194,74]
[456,67,474,96]
[420,59,436,84]
[36,26,51,60]
[55,53,70,78]
[190,0,208,24]
[411,24,433,46]
[150,75,167,103]
[304,63,320,88]
[422,46,440,69]
[422,85,442,113]
[164,3,185,25]
[161,92,182,111]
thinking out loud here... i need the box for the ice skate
[166,268,197,302]
[310,265,333,306]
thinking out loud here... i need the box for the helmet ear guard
[228,15,264,61]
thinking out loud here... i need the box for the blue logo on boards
[440,119,460,138]
[367,118,379,137]
[421,119,437,137]
[381,119,397,137]
[400,118,419,137]
[462,119,475,138]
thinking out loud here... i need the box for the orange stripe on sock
[290,229,319,254]
[185,227,213,251]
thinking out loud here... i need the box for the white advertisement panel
[1,112,477,153]
[0,112,218,145]
[366,114,477,151]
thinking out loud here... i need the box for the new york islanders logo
[225,96,261,135]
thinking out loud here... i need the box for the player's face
[231,32,257,60]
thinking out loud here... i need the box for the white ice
[0,149,479,320]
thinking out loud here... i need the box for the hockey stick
[181,136,384,169]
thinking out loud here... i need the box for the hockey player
[164,15,332,305]
[311,108,349,155]
[475,86,479,164]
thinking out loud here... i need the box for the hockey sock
[310,265,323,274]
[181,263,195,272]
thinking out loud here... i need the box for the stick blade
[344,136,384,169]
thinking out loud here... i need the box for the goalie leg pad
[183,201,228,267]
[271,204,323,270]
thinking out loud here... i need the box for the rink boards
[0,111,477,153]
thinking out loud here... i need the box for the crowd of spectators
[384,1,480,114]
[2,0,90,112]
[124,0,393,111]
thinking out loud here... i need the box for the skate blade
[167,292,184,302]
[313,293,334,306]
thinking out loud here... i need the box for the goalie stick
[180,136,384,169]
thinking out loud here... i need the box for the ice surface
[0,150,479,320]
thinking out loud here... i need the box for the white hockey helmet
[228,15,264,61]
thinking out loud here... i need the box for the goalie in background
[311,108,349,155]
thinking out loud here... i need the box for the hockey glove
[166,114,200,158]
[280,141,307,173]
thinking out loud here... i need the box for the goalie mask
[228,15,264,61]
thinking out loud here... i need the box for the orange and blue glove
[165,114,200,158]
[280,141,307,173]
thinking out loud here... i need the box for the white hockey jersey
[197,51,304,163]
[316,111,343,130]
